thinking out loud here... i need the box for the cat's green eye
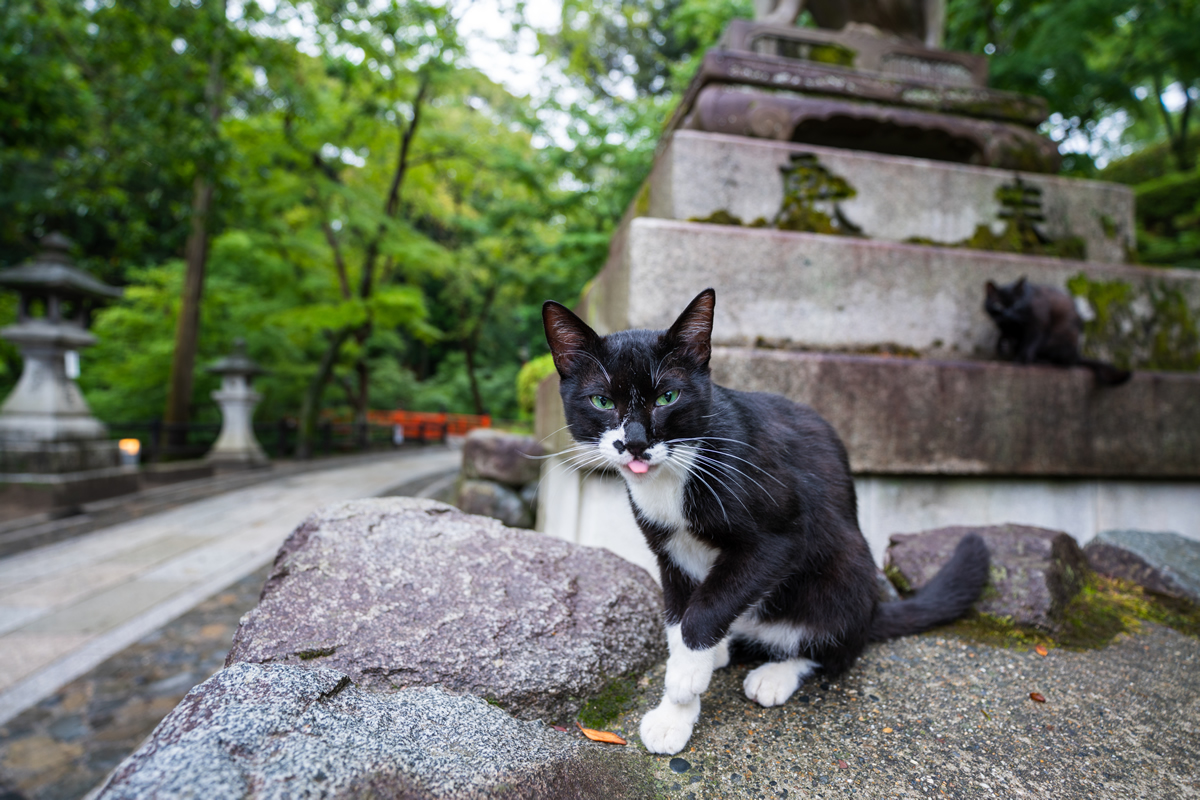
[590,395,615,411]
[656,389,680,407]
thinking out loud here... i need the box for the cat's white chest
[627,470,718,583]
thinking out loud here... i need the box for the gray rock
[456,479,532,528]
[885,524,1089,631]
[461,429,544,487]
[1084,529,1200,603]
[226,498,664,723]
[876,569,901,603]
[93,662,657,800]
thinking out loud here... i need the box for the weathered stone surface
[710,347,1200,478]
[650,132,1134,264]
[686,85,1061,172]
[226,498,665,723]
[579,217,1200,365]
[93,662,656,800]
[456,479,532,529]
[1084,529,1200,603]
[885,524,1090,630]
[461,428,544,487]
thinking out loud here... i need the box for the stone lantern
[205,339,268,468]
[0,233,123,473]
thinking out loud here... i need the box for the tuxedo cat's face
[542,289,716,482]
[984,276,1029,323]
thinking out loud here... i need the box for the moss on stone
[883,564,911,595]
[577,674,639,729]
[907,177,1086,259]
[1066,273,1200,370]
[775,153,860,235]
[941,574,1200,652]
[688,209,744,226]
[296,646,338,660]
[633,182,651,218]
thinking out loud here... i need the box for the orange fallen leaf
[1029,692,1046,703]
[1035,645,1049,657]
[576,721,627,745]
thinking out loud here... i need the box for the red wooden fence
[367,409,491,439]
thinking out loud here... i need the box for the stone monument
[204,339,269,468]
[0,234,136,520]
[535,14,1200,575]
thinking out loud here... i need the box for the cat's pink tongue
[627,460,649,474]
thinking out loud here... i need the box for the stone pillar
[205,339,268,468]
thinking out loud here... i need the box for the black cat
[543,288,990,755]
[984,277,1132,386]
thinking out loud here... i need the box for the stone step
[646,131,1133,264]
[536,348,1200,478]
[581,216,1200,366]
[710,347,1200,478]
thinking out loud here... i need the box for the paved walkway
[0,447,459,726]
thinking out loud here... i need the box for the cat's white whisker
[667,437,788,487]
[686,450,782,506]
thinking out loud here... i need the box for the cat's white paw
[664,625,716,704]
[713,638,731,669]
[743,658,818,707]
[639,697,700,754]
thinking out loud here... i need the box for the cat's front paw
[664,651,714,704]
[743,658,817,707]
[639,697,700,755]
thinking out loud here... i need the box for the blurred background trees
[1,0,1197,437]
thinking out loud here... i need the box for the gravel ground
[615,625,1200,799]
[0,565,270,800]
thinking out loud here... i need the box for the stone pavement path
[0,447,459,728]
[0,564,271,800]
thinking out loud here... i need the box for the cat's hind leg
[743,657,819,707]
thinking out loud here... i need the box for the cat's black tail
[1078,357,1132,387]
[869,534,990,642]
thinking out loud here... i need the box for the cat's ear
[985,281,999,301]
[1015,276,1028,293]
[666,288,716,366]
[543,301,601,377]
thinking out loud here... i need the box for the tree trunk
[163,1,226,443]
[463,341,484,416]
[297,328,352,459]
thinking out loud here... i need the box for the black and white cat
[543,288,990,755]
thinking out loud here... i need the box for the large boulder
[461,429,544,487]
[226,498,664,723]
[93,663,656,800]
[456,479,532,528]
[885,524,1089,631]
[1084,529,1200,603]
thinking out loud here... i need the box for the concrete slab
[650,132,1134,263]
[579,217,1200,362]
[710,347,1200,477]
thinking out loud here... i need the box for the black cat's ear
[985,281,999,301]
[1015,276,1028,293]
[666,288,715,366]
[543,300,601,377]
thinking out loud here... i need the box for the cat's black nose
[623,421,649,458]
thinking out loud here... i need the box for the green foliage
[516,353,557,419]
